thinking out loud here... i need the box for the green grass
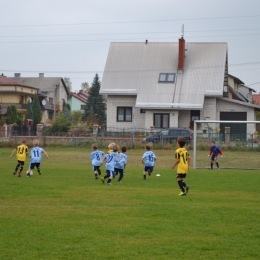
[0,148,260,260]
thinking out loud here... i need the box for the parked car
[143,128,192,144]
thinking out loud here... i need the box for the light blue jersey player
[27,140,49,177]
[90,144,104,179]
[101,145,121,185]
[142,144,156,180]
[114,146,128,182]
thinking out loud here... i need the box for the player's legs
[114,168,119,176]
[210,155,215,169]
[18,161,25,177]
[117,169,124,182]
[14,161,21,175]
[93,166,99,179]
[143,166,148,180]
[107,170,114,185]
[214,157,220,169]
[101,170,109,183]
[27,163,34,177]
[176,174,187,196]
[35,163,41,175]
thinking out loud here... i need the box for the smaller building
[252,94,260,105]
[0,75,38,120]
[67,90,88,112]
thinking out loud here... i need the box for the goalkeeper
[208,141,222,170]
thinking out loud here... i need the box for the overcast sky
[1,0,260,93]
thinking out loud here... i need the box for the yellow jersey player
[171,136,191,196]
[9,139,28,177]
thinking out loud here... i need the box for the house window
[191,110,200,121]
[19,96,24,104]
[117,107,132,122]
[154,114,169,128]
[158,73,175,83]
[49,97,53,105]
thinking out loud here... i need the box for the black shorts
[30,163,41,170]
[176,174,186,179]
[17,160,25,166]
[93,165,100,171]
[114,168,124,175]
[144,166,154,173]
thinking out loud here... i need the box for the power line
[1,14,260,28]
[1,28,260,38]
[2,61,260,75]
[1,33,260,44]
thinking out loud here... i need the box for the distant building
[100,38,260,138]
[67,90,88,112]
[0,75,38,120]
[252,94,260,105]
[9,73,69,123]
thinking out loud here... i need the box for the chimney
[178,37,185,70]
[145,39,148,44]
[39,73,44,78]
[14,73,21,77]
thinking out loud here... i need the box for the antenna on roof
[181,24,184,38]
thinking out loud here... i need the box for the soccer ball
[26,170,33,176]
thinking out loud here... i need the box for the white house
[100,38,260,137]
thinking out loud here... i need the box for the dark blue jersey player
[208,141,222,170]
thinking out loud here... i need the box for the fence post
[101,129,104,148]
[225,127,230,144]
[14,130,18,146]
[71,132,75,147]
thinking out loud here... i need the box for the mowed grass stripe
[1,148,260,260]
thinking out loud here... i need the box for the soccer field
[0,148,260,260]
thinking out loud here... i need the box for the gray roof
[9,77,69,95]
[100,42,227,109]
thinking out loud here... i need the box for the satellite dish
[223,86,228,93]
[42,100,46,105]
[27,97,32,103]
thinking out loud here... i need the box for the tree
[83,74,106,125]
[71,110,83,125]
[81,82,89,92]
[256,111,260,121]
[31,93,42,125]
[25,100,33,120]
[60,100,72,121]
[50,114,71,134]
[16,111,23,126]
[64,77,72,94]
[6,105,17,124]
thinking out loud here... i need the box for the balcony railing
[0,103,28,110]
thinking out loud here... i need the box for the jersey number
[148,155,154,162]
[33,150,40,157]
[18,147,24,154]
[181,152,188,164]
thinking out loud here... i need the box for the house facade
[67,90,88,112]
[0,75,38,120]
[10,73,69,123]
[100,38,260,136]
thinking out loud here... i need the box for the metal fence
[1,126,259,151]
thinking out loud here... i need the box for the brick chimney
[178,37,185,70]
